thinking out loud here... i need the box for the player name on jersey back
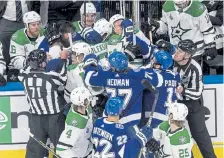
[93,127,113,141]
[107,79,130,87]
[164,79,177,87]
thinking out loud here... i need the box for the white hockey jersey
[157,0,215,56]
[8,28,45,69]
[56,105,93,158]
[154,121,193,158]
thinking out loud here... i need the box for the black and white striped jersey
[173,59,203,100]
[18,64,67,115]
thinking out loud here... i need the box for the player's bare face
[72,52,84,64]
[114,20,123,35]
[83,13,96,27]
[28,22,41,38]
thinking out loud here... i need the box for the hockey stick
[23,128,61,158]
[138,79,159,158]
[141,79,159,127]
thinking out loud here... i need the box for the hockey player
[73,2,97,33]
[64,42,92,103]
[8,11,46,70]
[84,51,163,126]
[146,102,193,158]
[153,0,217,61]
[142,50,181,128]
[92,97,153,158]
[56,87,93,158]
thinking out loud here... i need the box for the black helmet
[27,49,47,70]
[44,22,61,46]
[178,39,197,55]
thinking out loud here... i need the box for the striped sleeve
[49,63,67,86]
[183,60,203,100]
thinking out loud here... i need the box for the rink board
[0,75,223,158]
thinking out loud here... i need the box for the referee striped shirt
[18,64,67,115]
[173,59,203,100]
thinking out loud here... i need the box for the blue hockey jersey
[144,69,181,128]
[92,117,145,158]
[85,66,163,126]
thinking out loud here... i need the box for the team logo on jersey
[178,136,187,144]
[171,22,191,40]
[71,120,77,127]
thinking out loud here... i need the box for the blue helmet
[108,51,128,71]
[106,97,123,116]
[154,50,173,70]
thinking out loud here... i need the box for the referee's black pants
[25,113,65,158]
[178,99,216,158]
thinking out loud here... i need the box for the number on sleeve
[179,148,190,158]
[10,45,16,54]
[117,135,127,146]
[66,129,72,139]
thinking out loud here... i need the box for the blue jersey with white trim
[85,66,162,126]
[144,69,181,127]
[92,117,144,158]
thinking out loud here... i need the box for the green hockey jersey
[73,21,85,34]
[56,105,93,158]
[154,121,193,158]
[157,0,215,56]
[9,28,45,69]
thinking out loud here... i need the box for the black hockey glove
[141,19,160,34]
[124,43,141,61]
[0,73,6,86]
[204,42,218,60]
[146,138,160,153]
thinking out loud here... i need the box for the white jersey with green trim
[56,105,93,158]
[154,121,193,158]
[8,28,45,69]
[64,63,85,103]
[157,0,215,56]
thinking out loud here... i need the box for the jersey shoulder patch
[66,109,88,129]
[169,128,191,145]
[185,0,206,17]
[159,121,170,132]
[11,29,29,44]
[162,0,176,13]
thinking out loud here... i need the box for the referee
[18,49,67,158]
[173,39,216,158]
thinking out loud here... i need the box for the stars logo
[171,22,191,40]
[179,136,187,144]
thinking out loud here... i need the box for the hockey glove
[121,19,134,40]
[0,73,6,86]
[155,39,176,54]
[204,42,218,60]
[82,27,103,44]
[132,125,153,147]
[145,138,160,153]
[83,54,98,69]
[124,43,141,61]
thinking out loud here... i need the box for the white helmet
[72,42,91,59]
[168,103,188,121]
[80,2,96,16]
[23,11,41,26]
[109,14,125,27]
[70,87,91,106]
[93,18,112,40]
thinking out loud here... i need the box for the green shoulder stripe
[185,0,206,17]
[170,128,191,145]
[159,121,170,132]
[66,108,88,129]
[11,29,30,44]
[162,0,175,12]
[73,21,82,32]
